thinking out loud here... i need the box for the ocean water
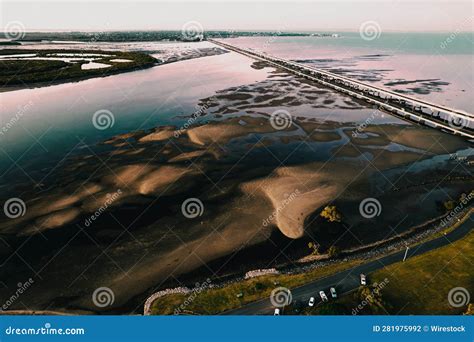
[222,32,474,112]
[0,49,270,181]
[0,33,472,184]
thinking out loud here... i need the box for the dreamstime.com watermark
[181,197,204,219]
[3,197,26,219]
[92,287,115,308]
[449,153,468,163]
[3,21,25,40]
[270,109,293,130]
[262,189,300,227]
[0,101,34,137]
[359,197,382,219]
[84,189,122,227]
[174,98,215,138]
[4,323,85,336]
[447,287,470,308]
[92,109,115,130]
[352,108,381,138]
[174,278,212,315]
[181,21,204,41]
[85,22,111,43]
[270,287,293,308]
[439,191,473,228]
[259,25,288,52]
[359,21,382,41]
[1,278,34,311]
[352,278,389,315]
[440,15,473,49]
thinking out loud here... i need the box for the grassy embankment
[151,210,473,315]
[0,49,156,87]
[369,226,473,314]
[300,224,473,315]
[150,259,363,315]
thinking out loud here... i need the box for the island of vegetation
[0,49,157,89]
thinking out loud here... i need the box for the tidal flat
[0,39,472,314]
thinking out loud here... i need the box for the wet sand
[0,59,472,315]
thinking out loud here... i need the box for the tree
[320,205,342,222]
[308,242,320,255]
[443,200,456,211]
[327,245,341,258]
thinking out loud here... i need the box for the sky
[1,0,473,32]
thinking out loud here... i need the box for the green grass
[300,227,474,316]
[369,228,473,314]
[151,211,473,315]
[150,259,364,315]
[0,49,156,87]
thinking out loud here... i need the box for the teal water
[280,32,473,55]
[0,51,270,181]
[0,33,472,186]
[224,32,473,112]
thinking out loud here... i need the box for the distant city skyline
[1,0,473,32]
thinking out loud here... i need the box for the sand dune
[139,127,176,143]
[31,208,81,233]
[168,150,208,162]
[186,116,289,146]
[360,125,468,153]
[101,163,197,196]
[241,164,345,238]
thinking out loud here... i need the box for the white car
[360,274,367,286]
[308,297,315,307]
[274,308,280,316]
[319,290,328,302]
[330,287,337,298]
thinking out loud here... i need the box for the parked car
[330,287,337,298]
[319,290,328,302]
[308,297,315,307]
[360,274,367,286]
[274,308,280,316]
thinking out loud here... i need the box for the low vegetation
[320,205,342,223]
[370,228,473,314]
[151,209,473,315]
[150,259,364,315]
[0,49,156,87]
[10,31,314,43]
[297,227,473,315]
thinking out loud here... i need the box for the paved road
[223,213,473,315]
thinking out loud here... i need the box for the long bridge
[209,39,474,140]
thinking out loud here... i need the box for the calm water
[0,49,269,180]
[223,32,474,112]
[1,33,472,183]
